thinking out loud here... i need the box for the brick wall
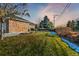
[8,19,30,33]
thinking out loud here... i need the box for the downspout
[0,17,3,40]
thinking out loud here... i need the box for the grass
[44,35,79,56]
[0,31,78,56]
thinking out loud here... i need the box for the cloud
[37,3,66,26]
[36,3,79,27]
[28,3,79,27]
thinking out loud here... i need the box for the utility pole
[53,15,59,28]
[53,3,71,28]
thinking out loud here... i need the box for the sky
[22,3,79,27]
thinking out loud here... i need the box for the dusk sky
[22,3,79,27]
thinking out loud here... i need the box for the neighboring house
[0,15,36,35]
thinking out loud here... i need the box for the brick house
[0,15,36,35]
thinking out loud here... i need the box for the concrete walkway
[3,33,20,37]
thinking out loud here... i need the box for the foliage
[0,32,48,55]
[76,21,79,30]
[0,32,78,55]
[67,21,72,27]
[48,22,54,30]
[43,34,79,56]
[0,3,30,18]
[67,20,75,31]
[39,16,54,30]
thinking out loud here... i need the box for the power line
[55,3,71,21]
[60,3,71,16]
[53,3,71,27]
[59,3,71,18]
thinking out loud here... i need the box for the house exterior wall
[0,20,8,34]
[29,23,36,31]
[8,19,30,33]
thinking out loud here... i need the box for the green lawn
[0,32,78,56]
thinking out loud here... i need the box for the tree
[0,3,30,40]
[39,16,54,30]
[67,21,72,27]
[71,20,75,31]
[48,22,54,30]
[76,21,79,30]
[39,20,44,28]
[67,20,75,31]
